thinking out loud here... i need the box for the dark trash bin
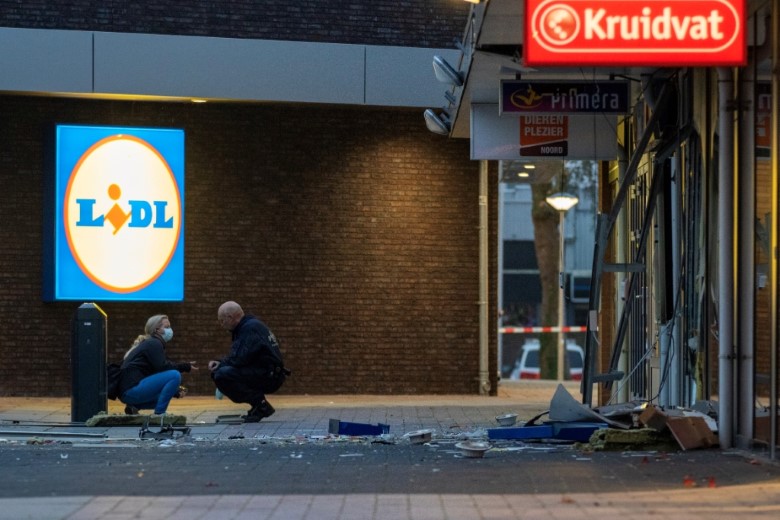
[71,302,108,422]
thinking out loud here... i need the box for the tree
[530,163,562,379]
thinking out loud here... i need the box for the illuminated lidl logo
[45,125,185,301]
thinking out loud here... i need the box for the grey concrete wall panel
[93,32,365,104]
[0,28,93,93]
[365,46,461,107]
[0,27,457,107]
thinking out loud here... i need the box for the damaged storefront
[432,0,780,457]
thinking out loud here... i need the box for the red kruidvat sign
[525,0,745,67]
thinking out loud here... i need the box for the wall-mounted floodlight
[433,56,464,87]
[424,109,450,136]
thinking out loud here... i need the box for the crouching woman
[119,314,197,415]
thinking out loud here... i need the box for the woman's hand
[208,360,220,372]
[189,361,199,370]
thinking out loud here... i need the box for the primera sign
[525,0,745,66]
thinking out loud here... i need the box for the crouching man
[209,301,289,422]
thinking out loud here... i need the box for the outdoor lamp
[545,192,579,381]
[545,192,579,212]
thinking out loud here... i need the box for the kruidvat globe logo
[61,132,182,295]
[538,4,580,46]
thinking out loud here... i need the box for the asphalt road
[2,438,779,498]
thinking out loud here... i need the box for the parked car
[566,340,585,381]
[509,339,585,381]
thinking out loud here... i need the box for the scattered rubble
[586,427,679,452]
[85,411,187,427]
[328,419,389,436]
[2,385,722,455]
[488,384,719,452]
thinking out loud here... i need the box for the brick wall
[0,95,498,396]
[0,0,469,47]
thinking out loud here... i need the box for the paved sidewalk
[0,380,562,441]
[1,381,780,520]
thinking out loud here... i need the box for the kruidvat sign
[500,80,630,114]
[44,125,185,301]
[525,0,745,67]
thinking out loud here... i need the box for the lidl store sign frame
[45,125,185,301]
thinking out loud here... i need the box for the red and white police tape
[499,326,587,334]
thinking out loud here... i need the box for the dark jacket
[220,315,284,370]
[118,335,191,396]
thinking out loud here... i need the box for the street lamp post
[545,192,579,381]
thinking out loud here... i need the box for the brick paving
[1,381,780,519]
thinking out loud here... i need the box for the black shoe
[124,405,139,415]
[242,400,275,422]
[255,400,275,418]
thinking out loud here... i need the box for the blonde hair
[124,314,168,359]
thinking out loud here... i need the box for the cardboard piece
[638,405,669,431]
[755,414,780,444]
[667,416,718,450]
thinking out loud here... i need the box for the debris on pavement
[483,385,720,452]
[0,430,105,440]
[0,385,724,455]
[138,416,191,440]
[548,384,630,429]
[85,411,187,427]
[328,418,389,436]
[403,429,433,444]
[215,414,245,424]
[586,427,680,452]
[495,413,518,426]
[454,441,491,458]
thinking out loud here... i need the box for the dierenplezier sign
[471,104,618,160]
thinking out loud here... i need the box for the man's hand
[208,360,220,372]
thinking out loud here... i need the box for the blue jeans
[122,370,181,414]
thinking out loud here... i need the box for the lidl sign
[44,125,185,301]
[525,0,745,67]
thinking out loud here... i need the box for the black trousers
[212,365,284,406]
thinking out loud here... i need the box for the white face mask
[160,327,174,342]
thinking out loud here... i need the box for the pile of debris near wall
[487,384,719,451]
